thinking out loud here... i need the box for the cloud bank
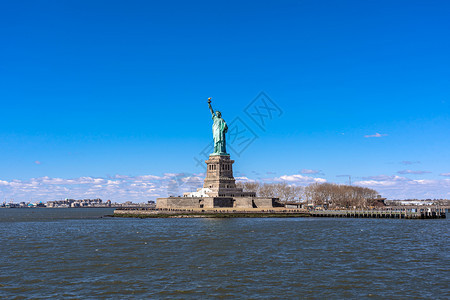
[2,171,449,203]
[0,174,204,203]
[355,175,450,199]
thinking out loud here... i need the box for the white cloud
[413,179,436,185]
[440,173,450,177]
[300,169,323,175]
[276,174,327,184]
[364,133,388,138]
[163,173,186,178]
[358,180,393,187]
[137,175,162,181]
[106,180,121,185]
[362,175,408,181]
[397,170,431,175]
[235,176,256,182]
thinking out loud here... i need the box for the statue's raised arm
[208,98,215,117]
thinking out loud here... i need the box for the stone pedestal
[203,155,235,190]
[202,155,255,198]
[157,154,279,210]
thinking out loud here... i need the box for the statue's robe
[212,115,228,154]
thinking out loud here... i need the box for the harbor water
[0,208,449,298]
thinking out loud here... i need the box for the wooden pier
[311,207,447,219]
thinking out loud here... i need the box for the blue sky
[1,0,449,202]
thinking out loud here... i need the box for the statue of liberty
[208,98,228,155]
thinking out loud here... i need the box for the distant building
[47,198,103,208]
[367,195,387,208]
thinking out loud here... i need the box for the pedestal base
[156,196,281,210]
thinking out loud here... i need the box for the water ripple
[0,210,449,298]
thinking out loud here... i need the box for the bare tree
[259,183,276,198]
[303,183,378,209]
[274,182,302,202]
[242,182,260,193]
[236,180,376,208]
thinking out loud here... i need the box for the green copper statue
[208,98,228,155]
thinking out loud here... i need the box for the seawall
[113,207,447,219]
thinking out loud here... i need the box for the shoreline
[113,208,448,219]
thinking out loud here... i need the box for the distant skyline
[1,0,449,202]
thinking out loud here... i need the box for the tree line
[236,181,379,209]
